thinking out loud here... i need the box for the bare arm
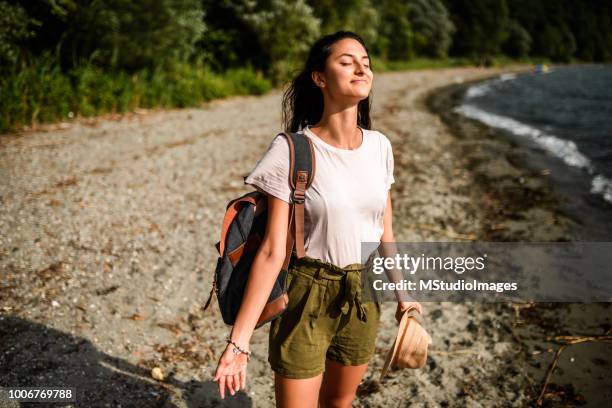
[228,193,291,348]
[213,193,290,398]
[379,190,423,318]
[380,190,404,301]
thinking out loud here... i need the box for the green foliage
[0,1,38,69]
[570,2,612,61]
[308,0,380,49]
[501,19,531,58]
[539,24,576,63]
[0,56,271,133]
[9,0,205,71]
[0,51,71,129]
[505,0,611,62]
[444,0,510,61]
[197,0,264,72]
[372,0,414,61]
[231,0,321,85]
[76,0,206,71]
[408,0,455,58]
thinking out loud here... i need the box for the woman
[213,30,422,407]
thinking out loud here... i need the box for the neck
[310,108,362,150]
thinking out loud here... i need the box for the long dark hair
[281,31,373,133]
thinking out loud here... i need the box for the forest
[1,0,611,132]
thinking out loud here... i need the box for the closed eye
[341,62,370,69]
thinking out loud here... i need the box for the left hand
[213,343,248,399]
[395,301,422,324]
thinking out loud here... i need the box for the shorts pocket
[284,271,328,332]
[284,271,312,315]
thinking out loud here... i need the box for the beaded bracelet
[226,337,251,361]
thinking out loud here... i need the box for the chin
[340,90,370,102]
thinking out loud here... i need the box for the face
[312,38,373,102]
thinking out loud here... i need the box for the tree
[444,0,509,62]
[14,0,205,71]
[231,0,321,84]
[79,0,206,71]
[308,0,380,52]
[540,24,576,62]
[0,1,38,70]
[372,0,413,61]
[198,0,264,72]
[501,19,531,58]
[408,0,455,58]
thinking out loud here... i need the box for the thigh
[319,359,369,408]
[326,301,381,366]
[268,267,336,379]
[275,371,323,408]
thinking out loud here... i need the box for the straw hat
[380,307,432,380]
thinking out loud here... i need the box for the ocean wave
[454,104,612,204]
[499,73,517,81]
[591,175,612,203]
[465,73,517,99]
[465,83,491,99]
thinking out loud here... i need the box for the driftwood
[536,330,612,406]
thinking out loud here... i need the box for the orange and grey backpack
[202,132,316,328]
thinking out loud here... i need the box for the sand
[1,65,610,407]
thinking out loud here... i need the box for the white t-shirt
[244,125,395,268]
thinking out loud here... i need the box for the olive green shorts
[268,255,381,379]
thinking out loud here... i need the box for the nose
[355,60,370,77]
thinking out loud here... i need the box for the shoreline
[427,72,612,242]
[423,74,612,407]
[426,76,574,242]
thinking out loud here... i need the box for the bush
[0,56,272,133]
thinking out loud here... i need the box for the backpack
[201,131,316,329]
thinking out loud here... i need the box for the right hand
[395,301,423,324]
[213,343,249,399]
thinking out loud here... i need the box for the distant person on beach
[212,30,422,407]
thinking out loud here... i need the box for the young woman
[213,31,422,407]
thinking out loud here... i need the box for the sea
[454,64,612,240]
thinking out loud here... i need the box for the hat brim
[380,309,411,380]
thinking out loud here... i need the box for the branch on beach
[550,334,612,345]
[536,329,612,406]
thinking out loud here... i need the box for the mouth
[351,80,367,84]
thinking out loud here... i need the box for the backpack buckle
[292,189,305,204]
[293,171,308,204]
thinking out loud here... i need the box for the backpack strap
[280,132,316,269]
[203,132,315,313]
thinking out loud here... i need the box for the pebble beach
[1,65,610,407]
